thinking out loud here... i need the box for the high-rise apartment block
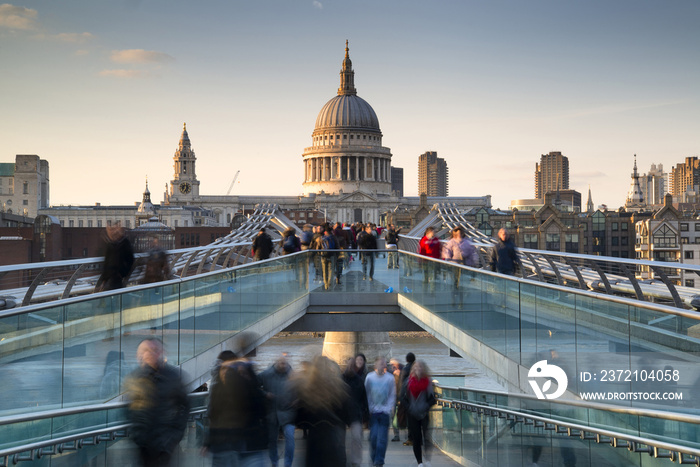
[391,166,404,197]
[669,157,700,199]
[535,151,569,199]
[640,163,667,206]
[418,151,448,197]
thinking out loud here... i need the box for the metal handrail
[398,249,700,321]
[0,394,208,467]
[435,385,700,424]
[399,235,700,310]
[435,397,700,463]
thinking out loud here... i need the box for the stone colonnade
[304,155,390,183]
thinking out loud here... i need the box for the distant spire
[586,185,594,213]
[338,40,357,96]
[626,154,645,210]
[179,123,191,148]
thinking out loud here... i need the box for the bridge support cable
[562,257,588,290]
[650,265,684,309]
[619,263,646,302]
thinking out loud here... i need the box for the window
[621,251,630,258]
[83,248,88,257]
[621,236,628,246]
[686,279,695,287]
[682,223,689,232]
[686,251,694,259]
[125,220,130,228]
[107,220,112,227]
[695,223,700,231]
[60,220,64,227]
[565,233,579,253]
[621,222,628,231]
[69,220,74,227]
[88,220,93,227]
[653,224,677,247]
[524,234,538,249]
[612,222,618,231]
[612,236,619,246]
[23,181,28,194]
[23,199,28,205]
[78,220,83,227]
[97,220,102,227]
[343,134,347,139]
[682,237,689,244]
[545,233,560,251]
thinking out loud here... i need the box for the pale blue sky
[1,1,699,210]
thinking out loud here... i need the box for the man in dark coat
[205,355,268,466]
[356,224,378,281]
[96,224,134,291]
[258,353,296,467]
[126,338,190,467]
[488,228,520,275]
[252,228,274,261]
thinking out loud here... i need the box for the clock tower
[169,123,200,201]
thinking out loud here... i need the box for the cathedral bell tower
[169,123,200,201]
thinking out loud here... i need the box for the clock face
[179,182,192,194]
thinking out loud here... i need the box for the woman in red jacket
[418,227,441,290]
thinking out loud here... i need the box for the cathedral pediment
[336,190,379,204]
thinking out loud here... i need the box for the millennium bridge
[1,204,700,466]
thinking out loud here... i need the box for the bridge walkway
[2,251,700,466]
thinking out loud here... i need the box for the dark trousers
[407,415,430,464]
[361,252,375,278]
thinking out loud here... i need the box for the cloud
[110,49,174,64]
[0,3,38,30]
[312,1,323,9]
[75,49,89,56]
[55,32,94,43]
[99,69,147,79]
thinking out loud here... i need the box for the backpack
[300,230,313,245]
[283,235,297,253]
[321,235,337,257]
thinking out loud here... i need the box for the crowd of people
[125,341,437,467]
[250,221,521,296]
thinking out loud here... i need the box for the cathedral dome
[314,94,380,132]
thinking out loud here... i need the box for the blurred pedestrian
[398,352,416,446]
[290,355,356,467]
[365,356,396,467]
[487,228,520,275]
[125,338,189,467]
[442,227,478,288]
[204,353,267,466]
[388,358,404,442]
[357,224,378,281]
[259,353,296,467]
[320,226,338,289]
[252,228,274,261]
[385,225,401,269]
[96,223,134,291]
[404,361,436,467]
[418,227,440,291]
[342,357,367,467]
[280,228,301,255]
[310,225,324,282]
[142,236,171,284]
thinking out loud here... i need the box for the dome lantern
[338,40,357,96]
